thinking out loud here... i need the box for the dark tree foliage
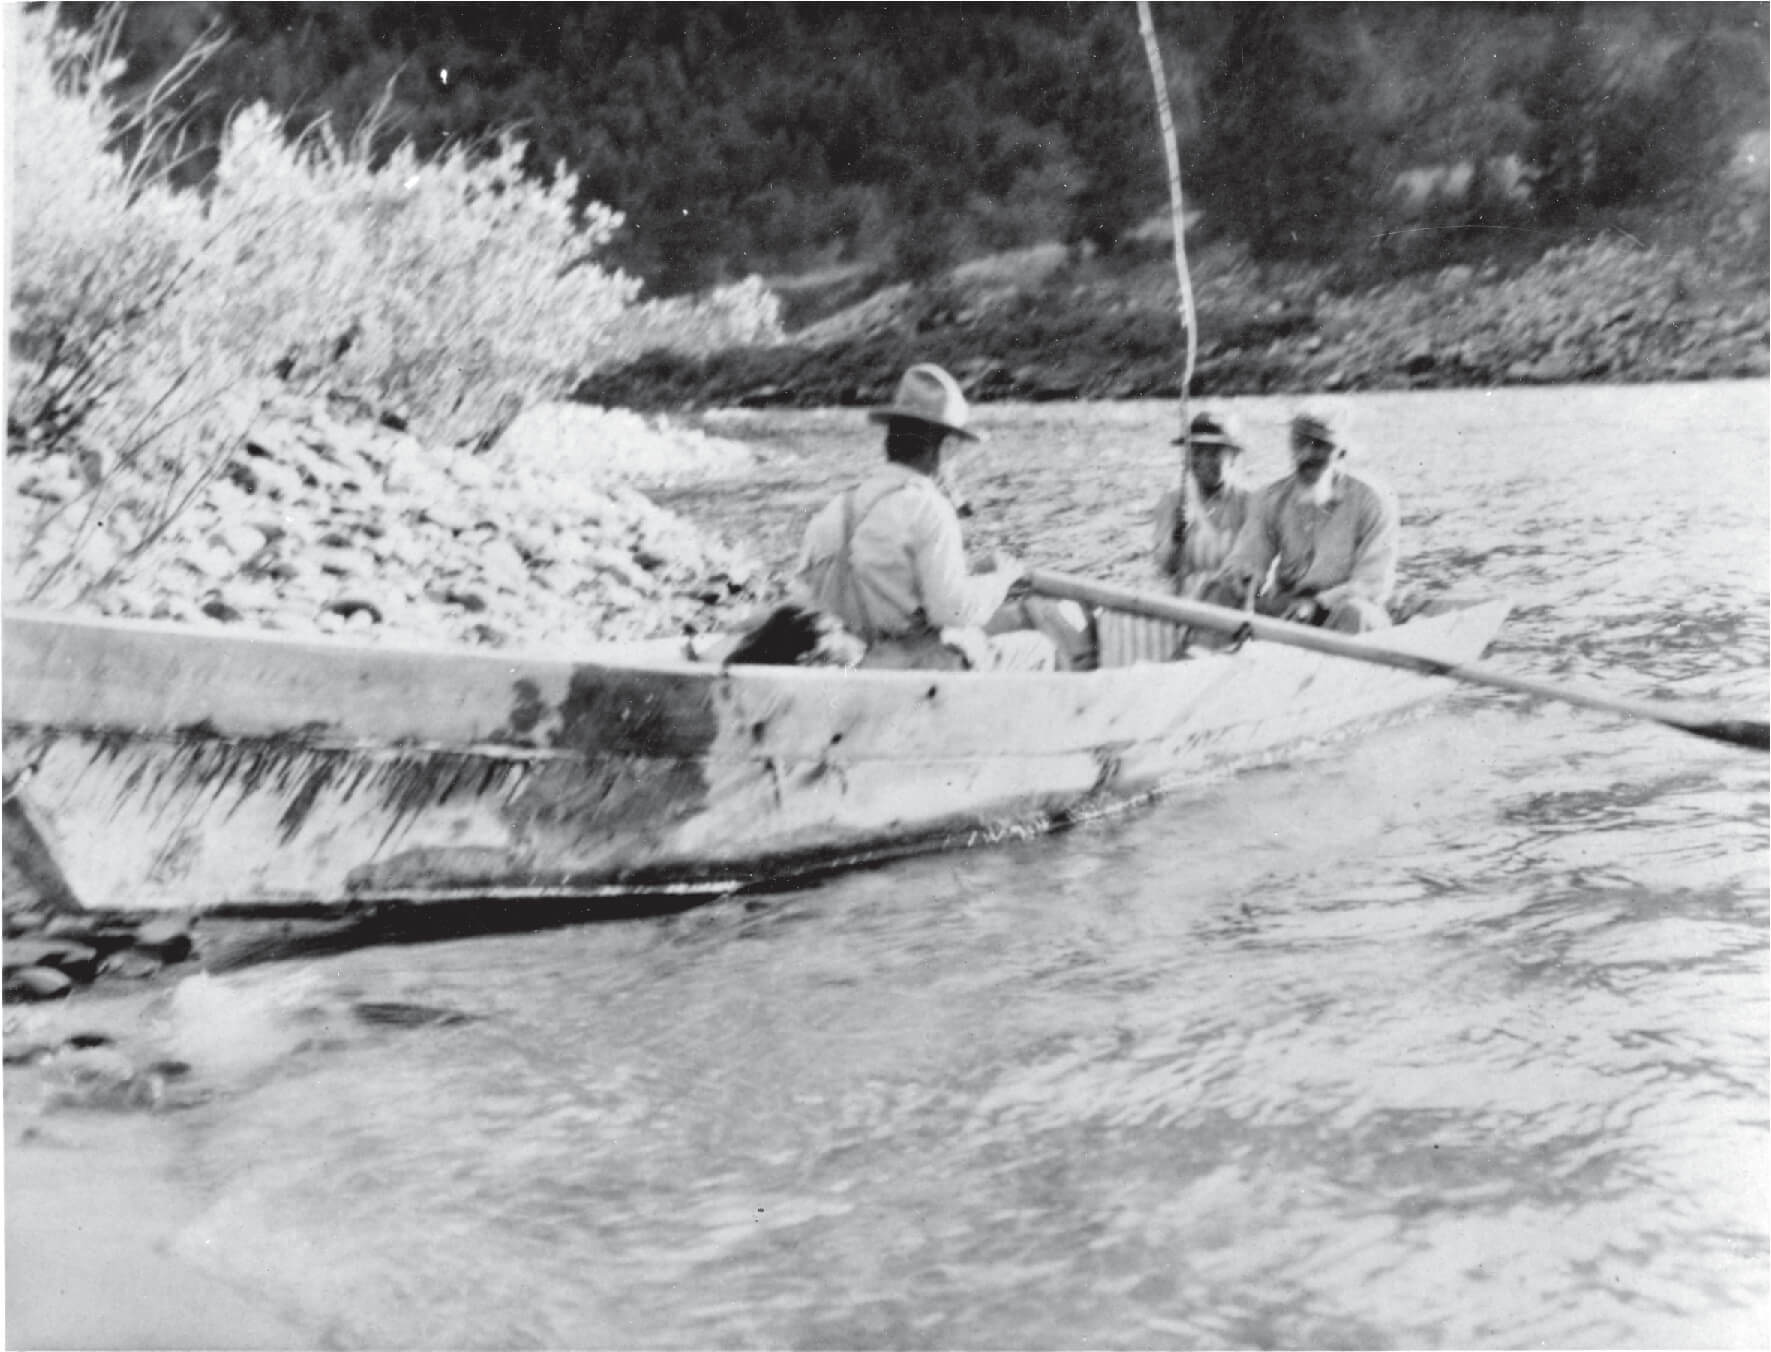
[56,1,1771,292]
[1189,3,1378,260]
[1057,14,1163,257]
[1517,3,1768,222]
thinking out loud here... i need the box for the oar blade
[1025,568,1767,755]
[1677,716,1770,752]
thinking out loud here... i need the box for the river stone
[239,455,307,502]
[132,919,194,963]
[201,596,246,624]
[4,909,48,938]
[5,966,72,1001]
[178,542,236,580]
[449,456,495,491]
[213,524,270,559]
[351,1000,475,1028]
[440,586,488,612]
[322,596,383,625]
[4,938,99,982]
[99,951,164,980]
[315,545,367,578]
[41,915,100,944]
[422,503,473,533]
[477,538,529,584]
[382,449,437,495]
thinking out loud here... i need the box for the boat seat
[1095,609,1186,667]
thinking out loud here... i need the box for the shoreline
[575,201,1769,414]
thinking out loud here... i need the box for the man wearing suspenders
[790,364,1056,671]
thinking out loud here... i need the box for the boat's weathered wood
[2,599,1510,914]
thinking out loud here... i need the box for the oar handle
[1025,569,1768,752]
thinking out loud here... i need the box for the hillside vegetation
[64,2,1771,294]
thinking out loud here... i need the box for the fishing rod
[1134,0,1198,542]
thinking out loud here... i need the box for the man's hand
[940,626,992,670]
[1282,597,1323,624]
[983,550,1025,582]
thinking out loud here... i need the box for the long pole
[1026,568,1770,752]
[1135,0,1196,400]
[1135,0,1198,550]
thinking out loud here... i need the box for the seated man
[1153,409,1252,598]
[1202,407,1398,633]
[789,363,1056,671]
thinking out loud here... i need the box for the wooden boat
[1,597,1510,917]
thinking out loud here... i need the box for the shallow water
[9,382,1769,1349]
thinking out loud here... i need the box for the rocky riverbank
[574,191,1769,411]
[6,391,770,648]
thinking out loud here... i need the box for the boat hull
[3,600,1509,915]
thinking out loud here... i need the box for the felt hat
[1173,410,1243,451]
[868,364,980,441]
[1291,406,1349,449]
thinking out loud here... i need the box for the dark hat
[1173,410,1243,451]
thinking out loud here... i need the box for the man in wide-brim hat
[1202,406,1399,633]
[1153,408,1252,598]
[788,363,1057,671]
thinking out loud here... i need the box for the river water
[8,382,1768,1349]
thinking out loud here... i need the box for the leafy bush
[1190,6,1383,261]
[6,5,782,607]
[1518,15,1768,222]
[7,8,241,606]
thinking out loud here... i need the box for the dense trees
[58,1,1770,294]
[1190,4,1372,258]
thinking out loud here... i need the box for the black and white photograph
[4,2,1767,1347]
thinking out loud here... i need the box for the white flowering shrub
[6,6,782,608]
[196,106,643,446]
[7,9,240,606]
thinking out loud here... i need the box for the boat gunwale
[2,595,1512,695]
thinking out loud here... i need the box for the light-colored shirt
[1221,468,1399,605]
[790,464,1012,640]
[1153,479,1251,597]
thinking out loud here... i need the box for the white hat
[868,364,980,441]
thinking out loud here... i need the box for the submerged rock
[5,967,73,1002]
[4,939,99,985]
[351,1000,477,1029]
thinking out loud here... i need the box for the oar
[1026,569,1769,752]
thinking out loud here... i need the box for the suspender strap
[832,480,915,643]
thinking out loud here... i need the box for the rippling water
[16,383,1769,1348]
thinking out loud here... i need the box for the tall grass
[6,4,781,605]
